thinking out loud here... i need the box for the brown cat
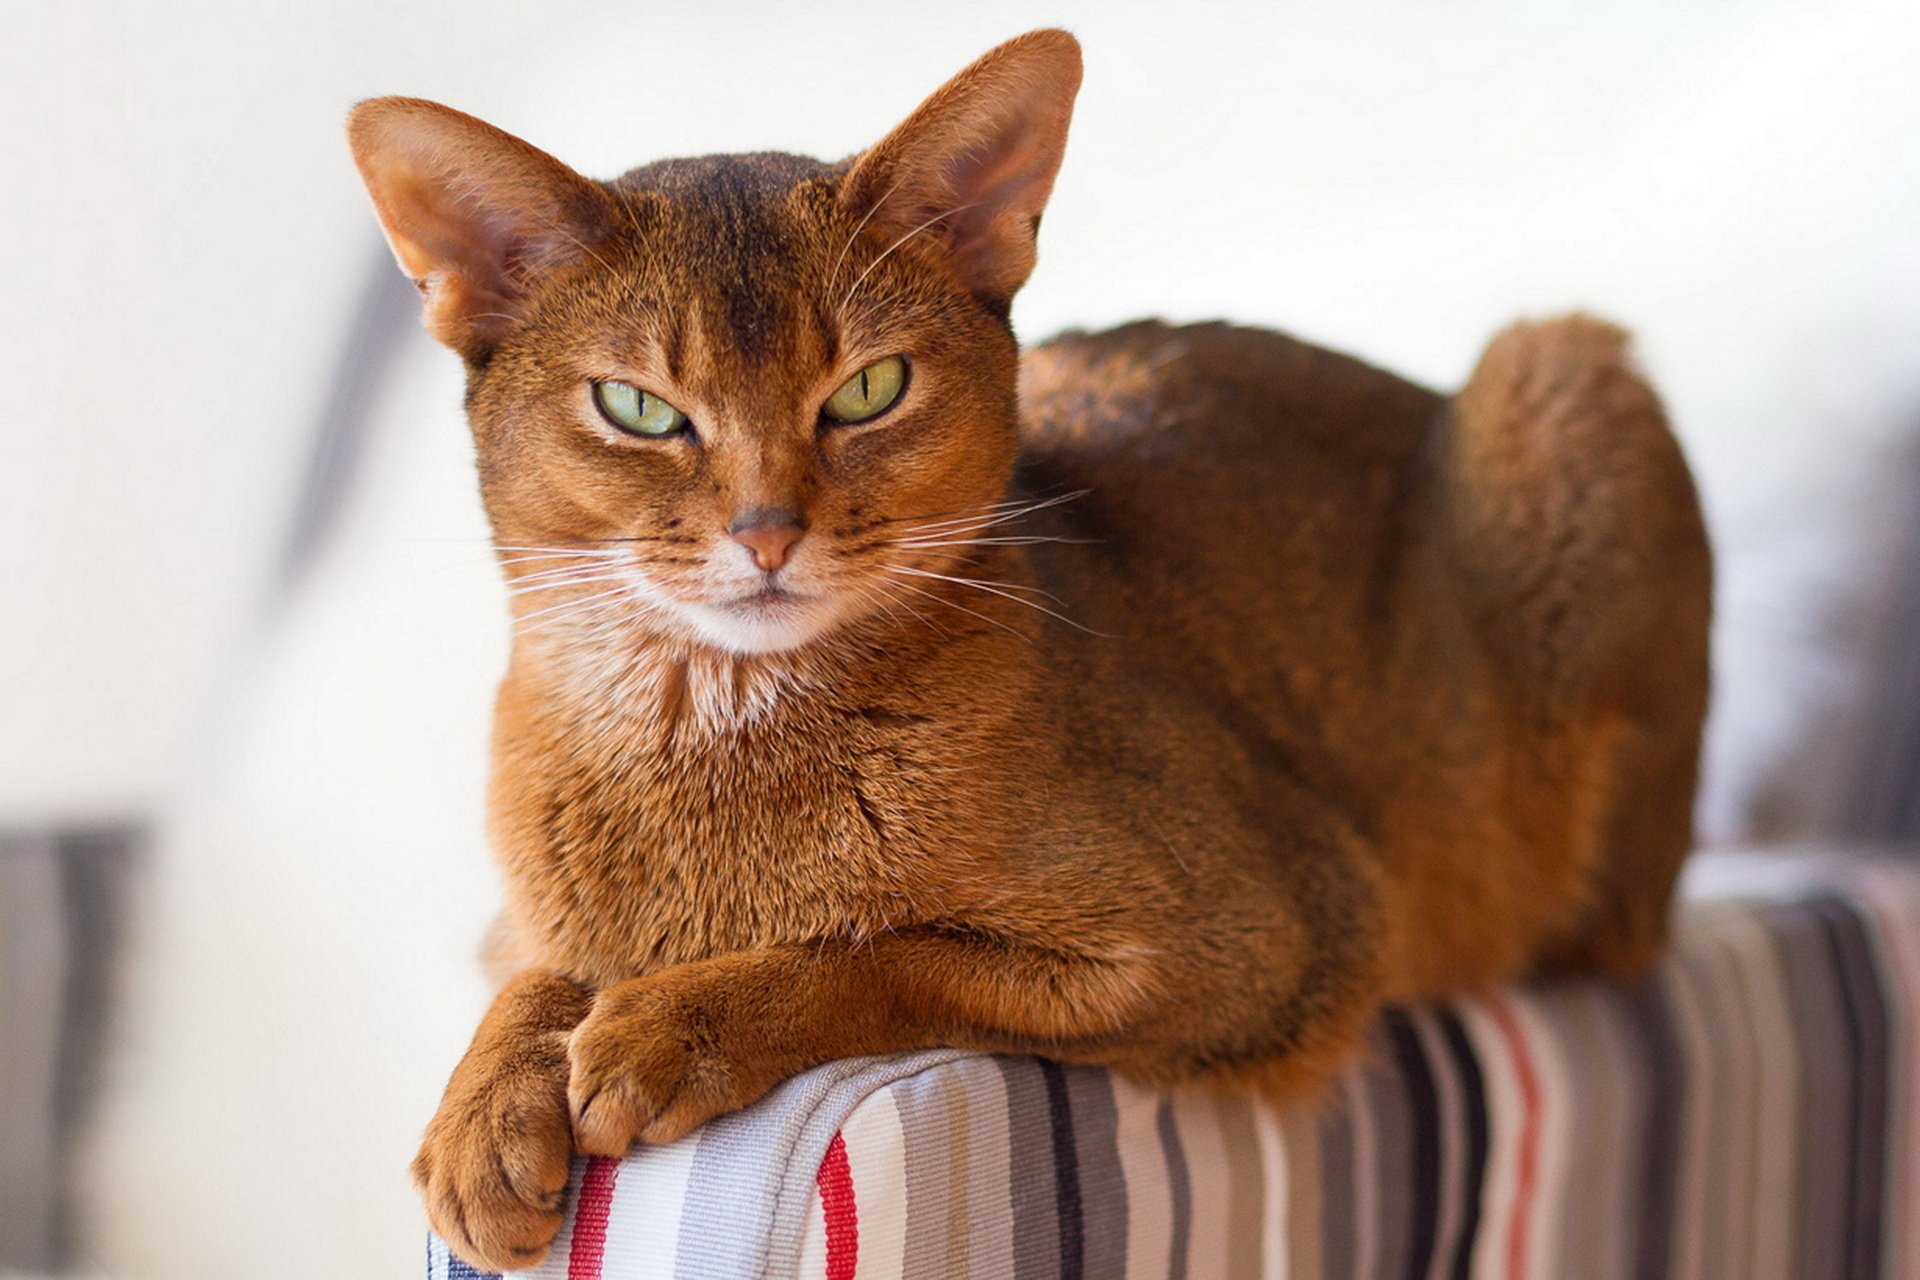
[349,28,1710,1272]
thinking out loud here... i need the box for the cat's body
[351,31,1708,1271]
[492,314,1703,1014]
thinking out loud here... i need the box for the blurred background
[3,0,1916,1275]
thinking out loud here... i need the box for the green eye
[592,380,689,437]
[822,356,907,424]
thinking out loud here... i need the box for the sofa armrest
[431,849,1920,1279]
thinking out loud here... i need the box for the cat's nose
[728,507,808,572]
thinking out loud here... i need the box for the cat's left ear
[841,29,1083,313]
[347,98,617,361]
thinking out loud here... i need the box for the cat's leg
[1445,313,1712,979]
[412,971,591,1272]
[1537,696,1705,979]
[566,823,1387,1152]
[564,933,1154,1153]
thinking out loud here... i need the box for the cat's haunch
[350,28,1710,1274]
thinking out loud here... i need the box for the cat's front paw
[566,974,777,1155]
[412,1061,575,1273]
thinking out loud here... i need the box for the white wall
[7,0,1917,831]
[4,1,1915,1276]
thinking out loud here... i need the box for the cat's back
[1017,320,1442,533]
[1014,321,1447,641]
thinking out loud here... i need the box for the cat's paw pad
[412,1074,574,1273]
[566,981,749,1155]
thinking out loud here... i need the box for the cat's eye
[822,356,907,425]
[592,379,689,438]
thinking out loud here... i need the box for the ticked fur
[350,29,1710,1272]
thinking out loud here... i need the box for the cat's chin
[678,590,852,656]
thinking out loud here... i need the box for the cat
[348,27,1710,1272]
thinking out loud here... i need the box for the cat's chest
[490,665,976,984]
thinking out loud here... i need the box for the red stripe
[818,1130,858,1280]
[1491,1000,1542,1280]
[566,1156,620,1280]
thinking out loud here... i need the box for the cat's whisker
[607,191,658,316]
[501,552,633,572]
[512,588,658,640]
[508,572,641,597]
[511,583,642,629]
[847,580,912,640]
[887,564,1069,607]
[496,536,695,548]
[858,494,1062,537]
[858,575,951,641]
[890,490,1090,539]
[884,578,1031,645]
[502,562,635,585]
[524,207,622,286]
[870,497,1036,528]
[840,201,981,311]
[503,569,628,589]
[494,547,637,561]
[828,171,910,294]
[496,557,624,571]
[889,510,1027,538]
[893,534,1099,549]
[893,515,1053,545]
[884,564,1106,636]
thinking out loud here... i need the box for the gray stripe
[894,1064,958,1280]
[1813,897,1891,1280]
[1546,986,1631,1280]
[1154,1098,1191,1280]
[1682,940,1743,1280]
[1720,911,1804,1280]
[669,1047,972,1280]
[1316,1078,1358,1279]
[1360,1024,1415,1280]
[1776,903,1851,1280]
[956,1058,1018,1276]
[999,1058,1061,1280]
[1063,1066,1127,1280]
[1626,964,1685,1278]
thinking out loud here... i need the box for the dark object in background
[0,825,140,1271]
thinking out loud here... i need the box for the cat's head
[348,30,1080,655]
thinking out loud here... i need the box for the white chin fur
[679,597,849,655]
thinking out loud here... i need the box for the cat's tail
[1437,313,1712,719]
[1441,314,1713,978]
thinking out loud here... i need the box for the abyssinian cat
[348,28,1709,1271]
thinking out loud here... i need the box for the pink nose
[728,508,807,572]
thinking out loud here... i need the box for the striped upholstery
[428,852,1920,1279]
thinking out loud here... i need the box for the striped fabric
[429,851,1920,1280]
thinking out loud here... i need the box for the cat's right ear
[841,29,1083,314]
[347,99,615,361]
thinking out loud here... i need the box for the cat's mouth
[724,585,809,612]
[683,582,850,655]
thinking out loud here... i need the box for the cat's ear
[347,98,616,360]
[841,29,1082,312]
